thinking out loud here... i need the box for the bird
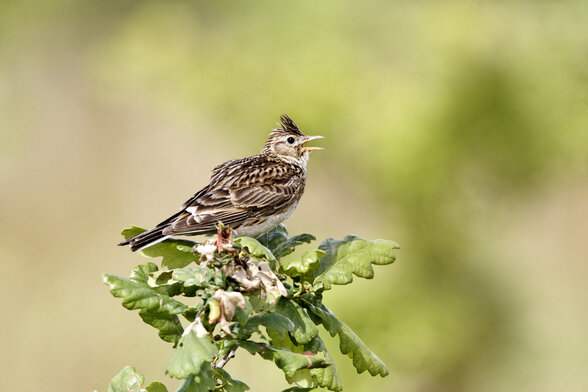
[119,114,323,252]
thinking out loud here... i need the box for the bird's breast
[234,202,299,239]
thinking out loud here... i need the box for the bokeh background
[1,1,587,391]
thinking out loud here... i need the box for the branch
[215,345,238,369]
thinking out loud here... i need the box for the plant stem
[215,345,238,369]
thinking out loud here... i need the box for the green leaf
[306,336,342,391]
[214,368,250,392]
[103,272,188,344]
[107,366,145,392]
[130,262,159,285]
[273,233,316,259]
[247,293,270,313]
[121,226,199,269]
[266,346,328,378]
[233,305,250,326]
[284,370,316,389]
[131,264,181,297]
[104,274,158,310]
[267,328,300,355]
[273,332,342,392]
[282,250,325,282]
[299,295,339,336]
[280,388,314,392]
[256,223,290,251]
[257,224,316,259]
[145,382,168,392]
[236,340,264,355]
[274,298,319,345]
[245,313,295,338]
[175,366,216,392]
[313,236,398,289]
[154,270,174,285]
[234,237,276,263]
[166,332,219,379]
[337,319,388,377]
[303,300,388,377]
[139,308,184,344]
[103,274,187,314]
[172,266,221,289]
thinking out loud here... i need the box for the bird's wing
[163,157,302,236]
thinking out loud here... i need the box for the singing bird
[119,115,323,252]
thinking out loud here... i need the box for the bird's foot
[216,222,233,252]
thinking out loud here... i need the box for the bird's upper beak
[302,135,325,151]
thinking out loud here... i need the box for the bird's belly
[235,204,298,239]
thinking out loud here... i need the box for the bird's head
[262,115,324,167]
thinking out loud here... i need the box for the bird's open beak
[302,135,325,151]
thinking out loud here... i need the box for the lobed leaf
[107,366,145,392]
[122,226,198,268]
[103,274,187,314]
[139,309,184,344]
[257,224,316,260]
[145,382,168,392]
[266,328,336,390]
[272,233,316,259]
[172,266,223,289]
[285,369,316,389]
[299,296,339,336]
[256,224,290,251]
[234,237,276,263]
[175,367,216,392]
[214,368,250,392]
[130,262,159,285]
[263,346,328,379]
[235,340,264,355]
[273,332,342,392]
[306,336,342,391]
[313,236,399,289]
[245,313,295,339]
[302,299,388,377]
[274,298,319,345]
[131,264,181,297]
[282,250,325,282]
[337,320,389,377]
[166,332,218,379]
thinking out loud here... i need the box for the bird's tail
[118,226,170,252]
[119,211,186,252]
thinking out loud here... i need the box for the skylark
[119,115,323,251]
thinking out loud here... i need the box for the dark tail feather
[118,227,170,252]
[118,211,186,252]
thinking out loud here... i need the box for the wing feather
[164,155,304,236]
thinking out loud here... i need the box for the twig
[215,345,238,369]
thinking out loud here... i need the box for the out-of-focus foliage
[1,0,588,391]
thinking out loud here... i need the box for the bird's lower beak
[302,135,325,151]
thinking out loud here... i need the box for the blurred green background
[1,1,587,391]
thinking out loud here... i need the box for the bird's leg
[216,226,224,253]
[215,222,232,252]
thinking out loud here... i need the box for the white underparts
[235,203,298,238]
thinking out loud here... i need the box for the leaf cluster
[104,224,398,392]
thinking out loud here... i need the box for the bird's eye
[287,137,295,144]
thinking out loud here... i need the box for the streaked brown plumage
[119,115,323,252]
